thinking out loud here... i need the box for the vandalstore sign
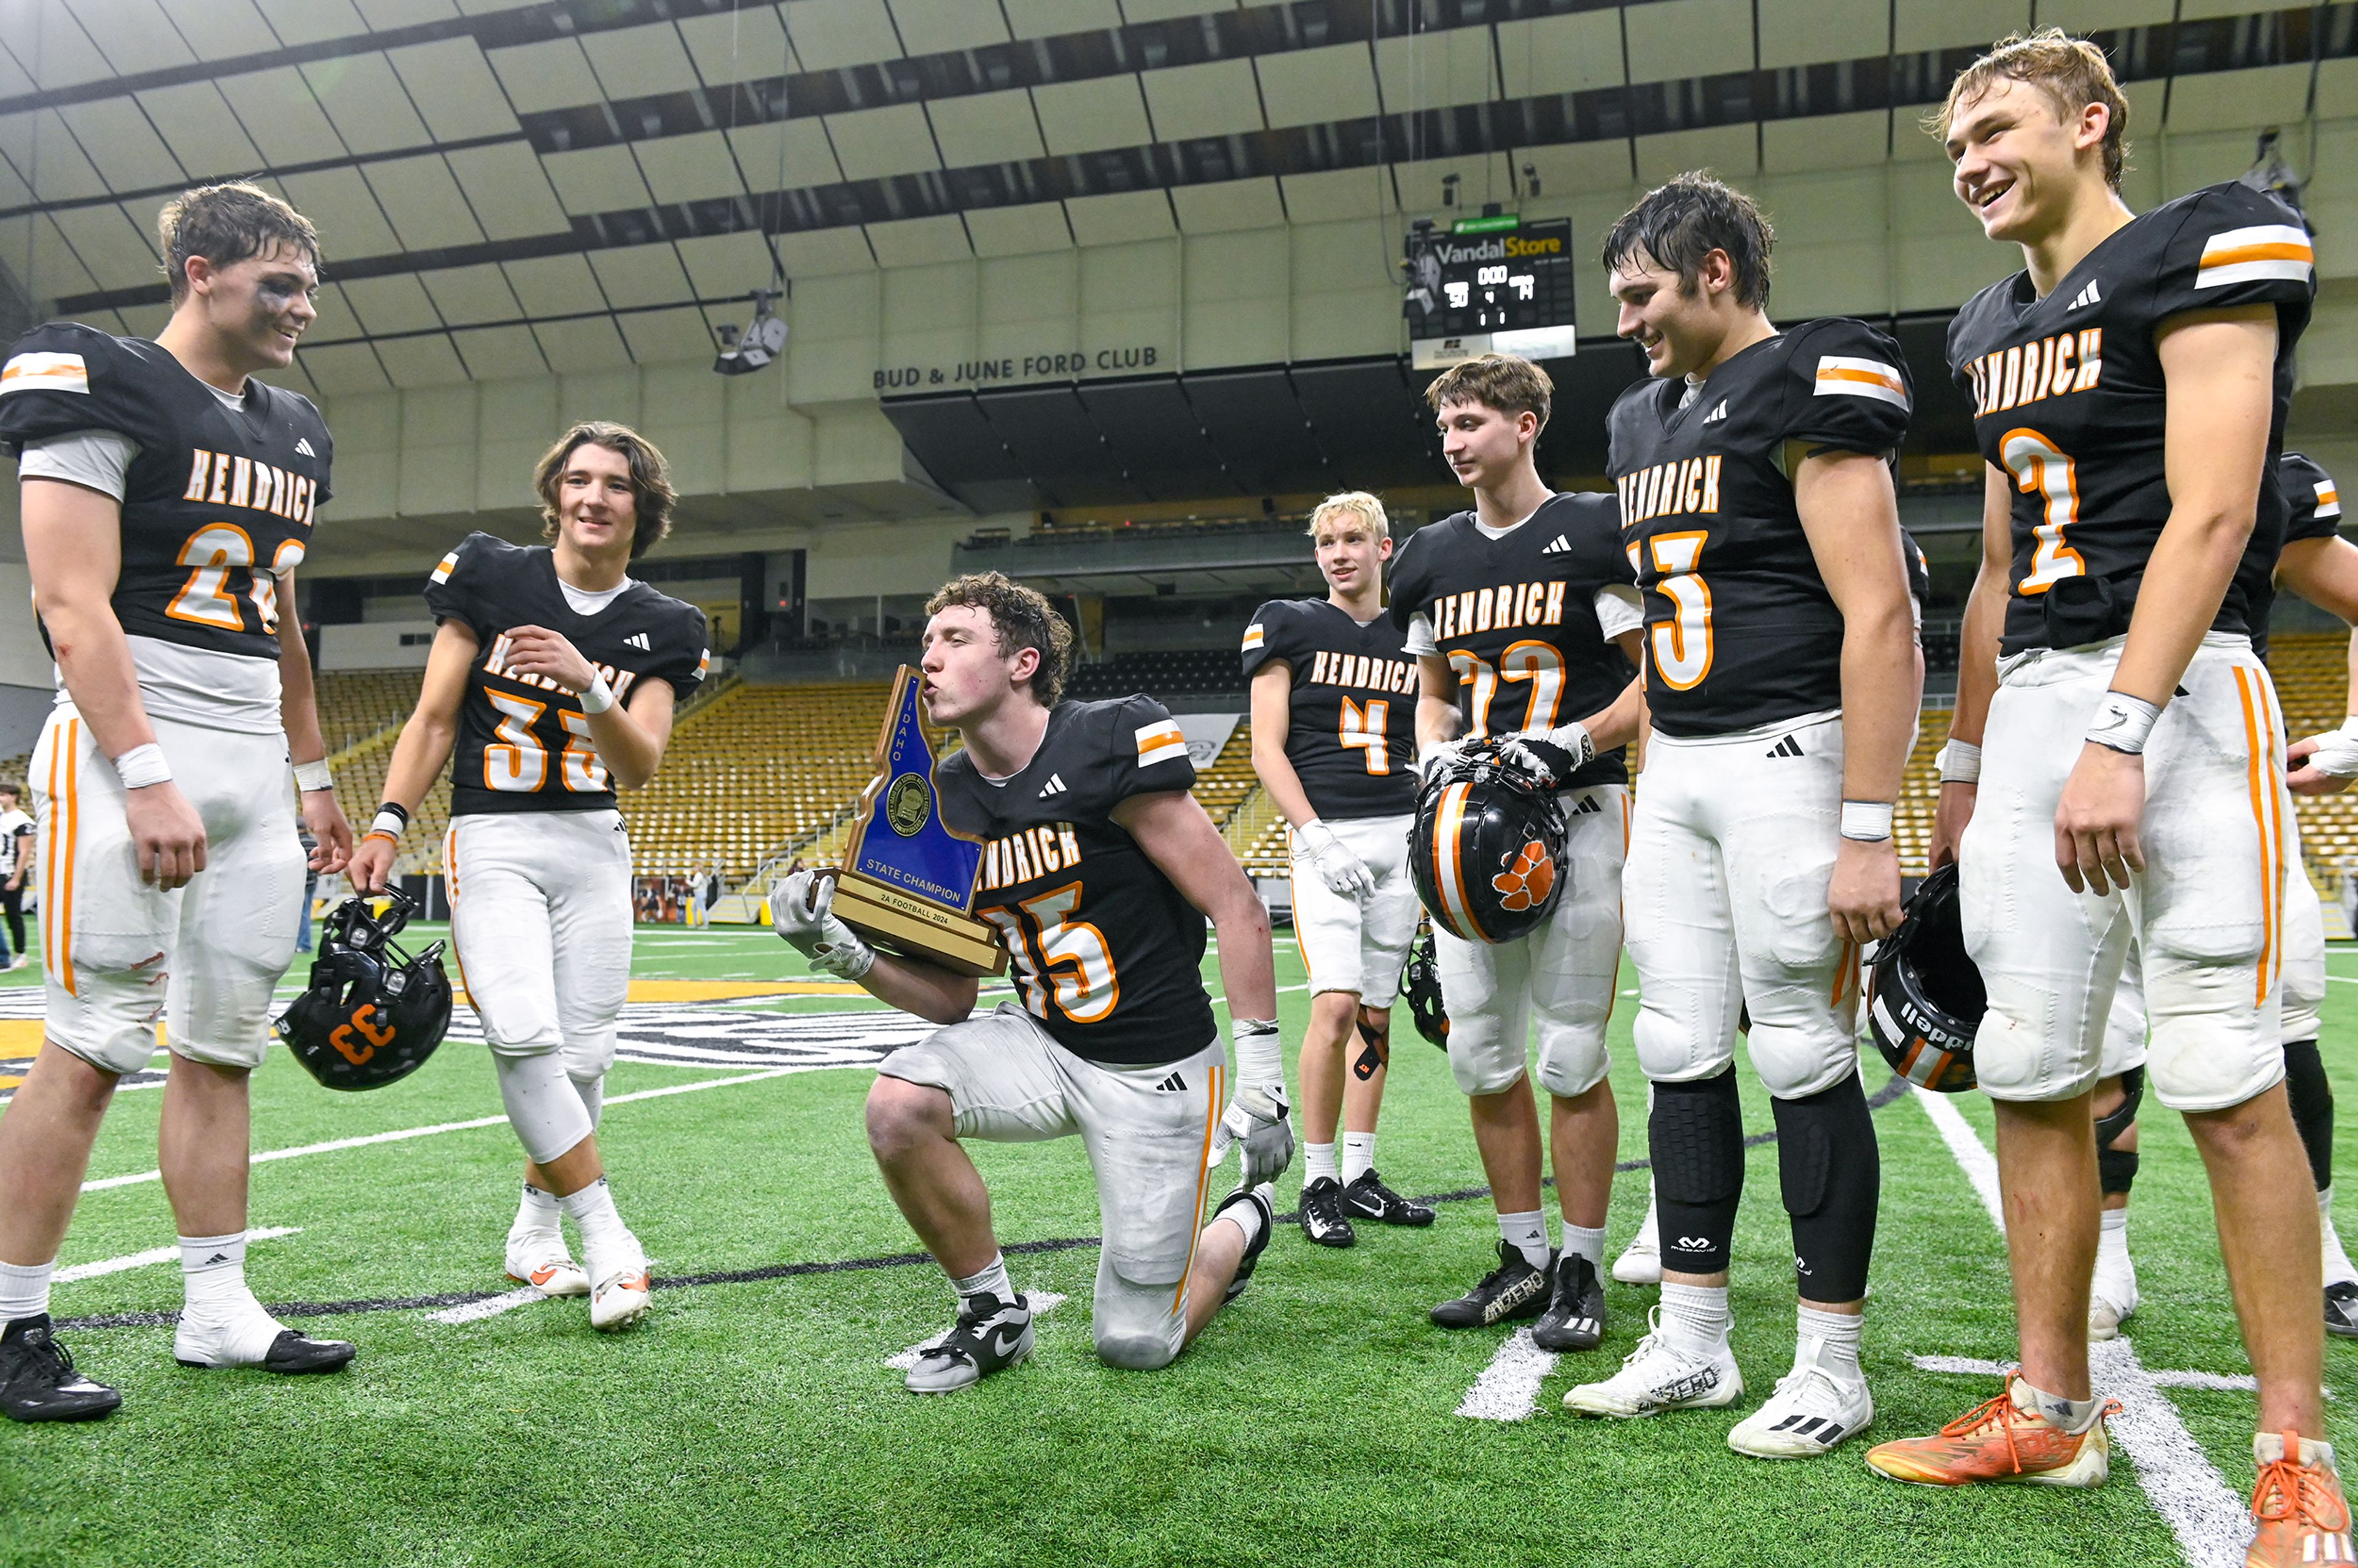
[874,344,1165,392]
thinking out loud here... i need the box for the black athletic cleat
[1533,1253,1607,1352]
[906,1292,1034,1394]
[1431,1243,1554,1329]
[2327,1282,2358,1339]
[1218,1187,1276,1303]
[1298,1177,1356,1248]
[175,1323,356,1375]
[0,1315,121,1422]
[1344,1168,1436,1227]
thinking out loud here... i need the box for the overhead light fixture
[2238,127,2306,220]
[713,287,786,376]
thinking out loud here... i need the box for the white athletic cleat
[1562,1307,1743,1418]
[173,1310,354,1374]
[505,1235,590,1298]
[1613,1189,1662,1286]
[589,1266,652,1332]
[2088,1255,2138,1341]
[1726,1338,1874,1458]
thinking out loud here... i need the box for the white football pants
[1288,812,1418,1003]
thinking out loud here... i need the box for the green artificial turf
[0,920,2349,1567]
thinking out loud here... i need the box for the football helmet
[1409,738,1567,944]
[274,889,453,1092]
[1402,920,1450,1049]
[1866,864,1986,1092]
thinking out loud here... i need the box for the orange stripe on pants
[1174,1060,1225,1314]
[2235,671,2278,1007]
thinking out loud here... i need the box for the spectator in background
[0,784,28,970]
[686,863,707,927]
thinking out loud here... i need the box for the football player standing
[774,573,1292,1390]
[1862,36,2343,1561]
[0,185,357,1420]
[348,424,706,1332]
[1243,492,1433,1245]
[1566,173,1917,1459]
[1388,354,1646,1352]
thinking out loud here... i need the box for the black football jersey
[1947,180,2314,656]
[1608,317,1913,738]
[935,696,1215,1065]
[0,322,332,662]
[423,532,708,817]
[2252,452,2343,662]
[1387,492,1638,788]
[1902,529,1930,624]
[1240,599,1418,820]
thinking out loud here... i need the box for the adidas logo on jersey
[625,632,651,651]
[1702,400,1728,424]
[1539,535,1573,556]
[1154,1072,1186,1093]
[1038,774,1067,798]
[1767,734,1805,759]
[2066,278,2103,312]
[295,437,316,456]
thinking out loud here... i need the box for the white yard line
[82,1065,817,1193]
[1455,1327,1560,1421]
[884,1292,1067,1370]
[1913,1090,2251,1568]
[429,1286,549,1325]
[55,1227,298,1283]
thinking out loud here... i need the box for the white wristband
[1839,801,1895,842]
[578,673,615,715]
[293,758,333,793]
[368,809,408,840]
[2087,691,2162,755]
[112,743,171,789]
[1936,739,1982,785]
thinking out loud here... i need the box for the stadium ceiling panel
[0,0,2330,394]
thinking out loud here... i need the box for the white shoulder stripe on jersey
[1135,720,1186,768]
[1242,622,1264,651]
[429,549,460,584]
[2197,223,2313,289]
[2319,481,2343,521]
[1813,355,1907,408]
[1,351,89,395]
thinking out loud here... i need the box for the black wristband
[376,801,410,830]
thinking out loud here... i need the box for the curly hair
[925,572,1075,707]
[157,182,321,306]
[1928,30,2130,190]
[532,422,677,560]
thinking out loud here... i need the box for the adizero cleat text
[1726,1340,1872,1458]
[1218,1186,1276,1303]
[1562,1308,1742,1417]
[906,1292,1033,1394]
[590,1268,652,1332]
[0,1316,120,1422]
[1343,1169,1434,1227]
[2325,1282,2358,1340]
[1430,1243,1552,1329]
[2247,1433,2354,1568]
[1298,1177,1356,1248]
[1532,1254,1606,1353]
[1863,1375,2119,1488]
[506,1238,591,1298]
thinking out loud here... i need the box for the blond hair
[1928,29,2130,189]
[1308,491,1389,543]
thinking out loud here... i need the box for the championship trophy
[828,666,1008,976]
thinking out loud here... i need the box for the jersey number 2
[2002,427,2087,594]
[166,524,303,635]
[981,882,1118,1024]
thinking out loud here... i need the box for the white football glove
[1208,1084,1296,1187]
[1522,721,1596,772]
[2300,721,2358,779]
[1415,737,1474,787]
[1291,817,1374,897]
[1494,736,1557,789]
[768,869,875,980]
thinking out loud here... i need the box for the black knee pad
[1650,1066,1744,1276]
[1353,1009,1390,1082]
[2284,1039,2333,1191]
[2098,1147,2140,1195]
[1769,1072,1879,1303]
[2095,1066,2144,1197]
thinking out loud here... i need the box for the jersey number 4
[166,523,304,635]
[981,882,1118,1024]
[1339,697,1391,774]
[2002,427,2087,594]
[484,690,608,794]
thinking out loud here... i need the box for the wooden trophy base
[833,871,1007,977]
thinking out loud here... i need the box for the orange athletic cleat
[1863,1374,2119,1488]
[2247,1432,2353,1567]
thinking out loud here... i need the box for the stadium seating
[313,670,432,755]
[1066,649,1243,704]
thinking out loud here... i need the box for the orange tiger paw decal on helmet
[1492,839,1556,912]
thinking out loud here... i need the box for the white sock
[558,1179,640,1279]
[1218,1185,1271,1251]
[1796,1304,1862,1379]
[2257,1430,2338,1470]
[949,1253,1014,1310]
[512,1182,561,1240]
[2322,1187,2358,1288]
[1304,1142,1339,1186]
[1341,1131,1376,1186]
[179,1232,254,1314]
[2096,1206,2131,1271]
[1498,1209,1551,1271]
[0,1259,54,1323]
[2012,1377,2103,1434]
[1660,1282,1730,1354]
[1562,1224,1606,1270]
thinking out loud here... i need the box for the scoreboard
[1403,215,1578,370]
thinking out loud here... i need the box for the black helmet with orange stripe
[1409,739,1567,944]
[1866,863,1986,1093]
[274,888,454,1092]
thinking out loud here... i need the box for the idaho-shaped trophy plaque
[829,667,1007,977]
